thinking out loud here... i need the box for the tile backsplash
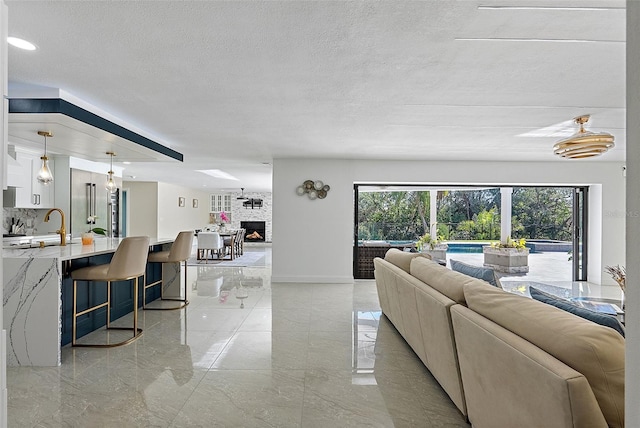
[3,208,48,235]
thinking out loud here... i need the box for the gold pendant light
[553,115,615,159]
[105,152,117,193]
[36,131,54,185]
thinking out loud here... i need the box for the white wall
[124,181,158,237]
[124,181,210,238]
[626,2,639,424]
[156,182,210,238]
[272,158,625,284]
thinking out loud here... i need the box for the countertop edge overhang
[2,237,175,261]
[9,98,183,162]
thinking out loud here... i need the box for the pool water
[446,243,486,253]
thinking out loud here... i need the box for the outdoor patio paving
[444,251,623,302]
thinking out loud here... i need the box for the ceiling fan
[237,187,249,200]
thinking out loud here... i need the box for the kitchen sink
[3,241,79,249]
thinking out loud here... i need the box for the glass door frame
[572,187,589,282]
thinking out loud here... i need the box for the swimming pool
[446,242,486,253]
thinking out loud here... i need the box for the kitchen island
[3,236,179,366]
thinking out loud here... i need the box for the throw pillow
[450,259,500,288]
[529,287,625,338]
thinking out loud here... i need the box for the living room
[3,1,640,426]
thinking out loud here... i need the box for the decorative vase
[81,232,94,245]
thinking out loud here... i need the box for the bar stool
[71,236,150,347]
[144,231,194,310]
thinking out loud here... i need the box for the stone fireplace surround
[223,190,272,242]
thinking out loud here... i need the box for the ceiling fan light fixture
[553,115,614,159]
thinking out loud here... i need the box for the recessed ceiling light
[7,37,37,51]
[196,169,239,180]
[123,161,131,165]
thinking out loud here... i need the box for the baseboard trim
[271,275,354,284]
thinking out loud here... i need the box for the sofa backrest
[410,256,489,305]
[463,280,625,428]
[384,248,430,273]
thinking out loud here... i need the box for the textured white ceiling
[6,1,626,192]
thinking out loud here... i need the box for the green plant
[91,227,107,236]
[87,215,107,236]
[416,233,442,251]
[490,236,526,250]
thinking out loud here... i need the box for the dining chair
[234,228,245,256]
[223,231,235,260]
[198,231,224,263]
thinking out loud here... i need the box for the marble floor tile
[271,307,312,331]
[184,307,250,331]
[171,369,305,427]
[211,331,310,370]
[309,306,356,332]
[7,246,469,427]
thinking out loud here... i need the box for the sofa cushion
[450,259,500,288]
[410,257,486,305]
[464,280,625,428]
[530,287,625,337]
[384,248,431,273]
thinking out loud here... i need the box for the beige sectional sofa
[374,249,625,428]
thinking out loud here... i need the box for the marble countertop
[2,237,174,261]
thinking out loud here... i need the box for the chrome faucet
[44,208,67,246]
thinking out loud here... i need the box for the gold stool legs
[143,260,189,310]
[72,277,143,348]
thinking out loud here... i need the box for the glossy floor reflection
[7,245,469,427]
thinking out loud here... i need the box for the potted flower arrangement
[416,233,448,261]
[219,211,230,232]
[82,215,107,245]
[483,237,529,273]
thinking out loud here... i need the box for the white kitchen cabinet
[210,193,231,212]
[3,150,55,208]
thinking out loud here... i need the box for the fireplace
[241,221,266,242]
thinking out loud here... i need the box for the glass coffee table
[500,280,625,324]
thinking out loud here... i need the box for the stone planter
[483,246,529,273]
[421,243,449,262]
